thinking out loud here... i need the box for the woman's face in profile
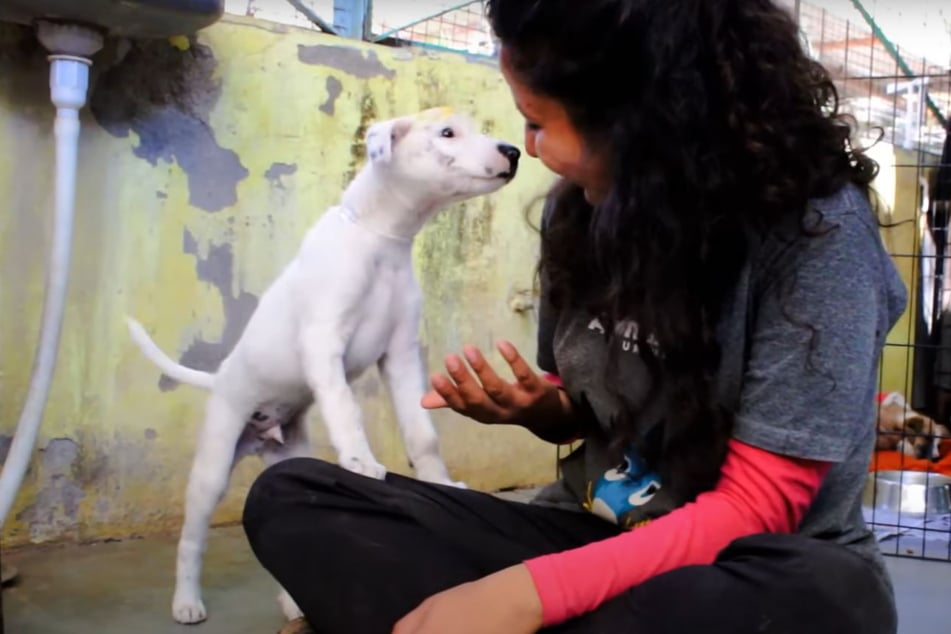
[499,47,610,205]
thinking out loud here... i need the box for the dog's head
[364,107,520,202]
[898,416,950,461]
[876,392,950,461]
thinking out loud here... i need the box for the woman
[242,1,905,632]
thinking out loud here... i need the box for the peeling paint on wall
[15,438,85,543]
[264,162,298,189]
[158,229,259,391]
[319,76,343,115]
[89,36,249,212]
[297,44,396,79]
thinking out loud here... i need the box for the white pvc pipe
[0,56,89,527]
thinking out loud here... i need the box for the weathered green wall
[0,15,557,547]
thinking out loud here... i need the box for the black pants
[243,458,897,634]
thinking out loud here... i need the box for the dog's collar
[335,206,414,244]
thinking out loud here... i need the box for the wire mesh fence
[798,2,949,156]
[371,1,495,56]
[225,1,494,54]
[795,1,951,562]
[229,0,335,31]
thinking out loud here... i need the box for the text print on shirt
[582,317,663,529]
[586,317,661,356]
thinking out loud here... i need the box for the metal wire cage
[370,1,495,56]
[794,1,951,561]
[234,1,496,55]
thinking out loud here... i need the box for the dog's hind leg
[301,332,386,480]
[172,392,250,624]
[379,340,465,488]
[260,414,310,622]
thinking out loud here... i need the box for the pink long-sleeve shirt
[524,433,829,626]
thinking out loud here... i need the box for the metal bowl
[863,470,951,517]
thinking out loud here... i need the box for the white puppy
[125,107,520,624]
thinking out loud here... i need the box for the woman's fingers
[426,372,465,410]
[392,598,430,634]
[420,386,449,409]
[444,354,489,405]
[463,345,514,405]
[497,341,541,390]
[427,358,506,422]
[423,344,542,423]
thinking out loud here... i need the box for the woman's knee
[715,533,897,633]
[242,457,336,540]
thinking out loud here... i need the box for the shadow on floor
[2,519,949,633]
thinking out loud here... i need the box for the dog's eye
[440,127,454,138]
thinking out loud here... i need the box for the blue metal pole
[334,0,370,39]
[287,0,337,34]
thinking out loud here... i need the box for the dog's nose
[498,143,521,165]
[497,144,520,179]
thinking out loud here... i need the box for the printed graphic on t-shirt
[584,447,662,528]
[586,317,660,356]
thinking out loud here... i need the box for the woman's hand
[421,340,576,441]
[392,564,543,634]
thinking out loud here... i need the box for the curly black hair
[486,0,878,503]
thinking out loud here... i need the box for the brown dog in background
[876,392,951,461]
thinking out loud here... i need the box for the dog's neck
[339,165,443,242]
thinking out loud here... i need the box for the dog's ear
[365,117,413,164]
[881,391,907,408]
[904,416,926,435]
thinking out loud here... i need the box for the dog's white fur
[876,392,950,461]
[125,107,520,624]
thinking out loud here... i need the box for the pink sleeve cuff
[524,439,830,626]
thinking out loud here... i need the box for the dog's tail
[125,317,215,390]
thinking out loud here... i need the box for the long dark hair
[487,0,878,502]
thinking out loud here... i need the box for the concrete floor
[2,501,949,633]
[2,525,279,634]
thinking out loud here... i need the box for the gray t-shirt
[532,183,907,584]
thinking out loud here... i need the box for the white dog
[125,107,520,624]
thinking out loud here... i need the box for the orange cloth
[870,441,951,476]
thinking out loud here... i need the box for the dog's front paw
[341,454,387,480]
[172,594,207,624]
[277,588,304,621]
[414,459,466,488]
[437,477,469,489]
[420,473,468,489]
